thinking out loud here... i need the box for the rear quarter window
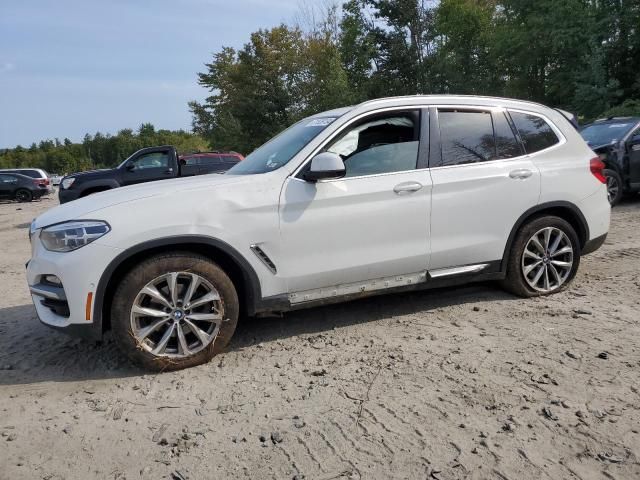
[18,170,40,178]
[510,111,560,154]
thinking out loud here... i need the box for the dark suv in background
[59,146,243,203]
[580,117,640,205]
[0,172,49,202]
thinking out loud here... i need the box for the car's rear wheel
[15,189,33,202]
[501,216,580,297]
[111,252,239,371]
[604,169,623,206]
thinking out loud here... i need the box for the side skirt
[255,261,503,314]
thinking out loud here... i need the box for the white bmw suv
[27,96,610,370]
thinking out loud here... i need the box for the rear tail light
[590,157,607,184]
[44,178,50,185]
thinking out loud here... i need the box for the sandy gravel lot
[1,195,639,480]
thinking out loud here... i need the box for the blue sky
[0,0,299,148]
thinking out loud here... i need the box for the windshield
[581,121,636,147]
[226,116,337,175]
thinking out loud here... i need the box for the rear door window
[438,110,496,166]
[0,174,18,183]
[494,113,523,159]
[510,111,560,154]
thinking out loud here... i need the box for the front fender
[92,235,264,335]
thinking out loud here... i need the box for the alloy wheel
[521,227,574,293]
[606,175,619,205]
[130,272,224,357]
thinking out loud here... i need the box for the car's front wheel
[502,215,580,297]
[111,252,239,371]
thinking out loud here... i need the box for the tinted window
[181,156,199,166]
[18,170,39,178]
[132,152,169,170]
[223,155,240,163]
[439,110,496,165]
[324,112,419,178]
[198,156,223,165]
[0,174,17,183]
[494,113,523,158]
[510,112,559,153]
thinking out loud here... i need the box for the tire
[15,189,33,202]
[604,169,623,206]
[111,252,239,371]
[501,215,580,298]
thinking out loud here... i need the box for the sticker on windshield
[306,117,336,127]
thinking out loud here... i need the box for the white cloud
[0,62,15,72]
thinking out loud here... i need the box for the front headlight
[40,221,111,252]
[61,177,76,189]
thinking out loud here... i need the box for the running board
[287,263,490,305]
[289,271,428,304]
[428,263,490,279]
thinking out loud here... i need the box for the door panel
[429,159,540,269]
[429,107,541,270]
[278,171,432,292]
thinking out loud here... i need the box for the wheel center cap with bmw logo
[173,310,184,320]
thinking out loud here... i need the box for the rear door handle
[164,168,174,174]
[509,169,533,180]
[393,181,423,194]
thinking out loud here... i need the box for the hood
[65,168,113,179]
[34,173,245,229]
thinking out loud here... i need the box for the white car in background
[50,174,63,186]
[26,95,610,370]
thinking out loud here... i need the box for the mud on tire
[111,252,239,371]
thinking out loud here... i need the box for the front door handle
[393,181,423,194]
[509,169,533,180]
[164,168,174,174]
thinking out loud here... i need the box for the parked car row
[26,95,610,371]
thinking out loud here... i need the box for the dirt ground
[0,194,639,480]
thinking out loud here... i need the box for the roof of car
[310,95,568,121]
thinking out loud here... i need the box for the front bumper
[26,235,122,340]
[58,188,82,204]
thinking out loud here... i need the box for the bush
[599,99,640,118]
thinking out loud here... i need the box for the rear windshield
[226,117,337,175]
[580,121,636,147]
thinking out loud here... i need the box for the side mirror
[303,152,345,182]
[125,160,135,171]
